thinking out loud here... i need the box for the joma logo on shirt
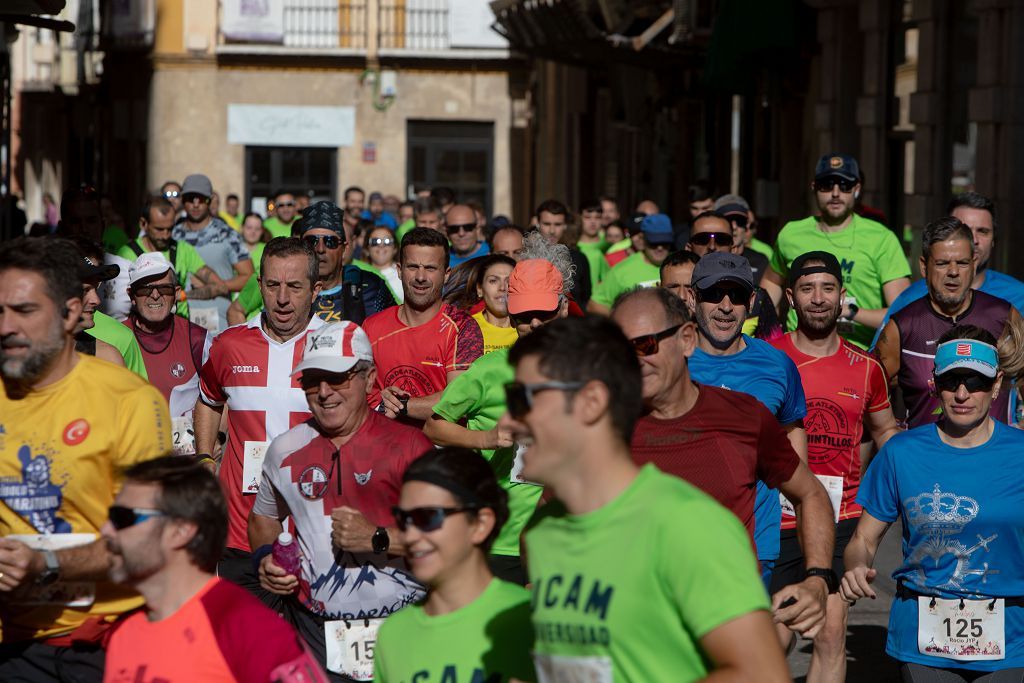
[231,365,261,374]
[532,574,614,621]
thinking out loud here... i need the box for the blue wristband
[251,544,274,573]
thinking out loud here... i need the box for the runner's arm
[864,407,901,471]
[221,258,254,293]
[783,423,807,463]
[0,537,112,591]
[760,267,785,309]
[840,512,890,601]
[873,320,901,384]
[226,299,247,326]
[423,414,513,450]
[193,398,225,459]
[248,510,285,549]
[842,277,911,330]
[697,611,791,682]
[380,370,468,420]
[95,339,126,367]
[187,265,229,300]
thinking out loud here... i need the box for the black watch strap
[805,567,839,593]
[372,527,390,553]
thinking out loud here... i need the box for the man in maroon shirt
[611,286,836,639]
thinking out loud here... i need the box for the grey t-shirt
[173,216,250,332]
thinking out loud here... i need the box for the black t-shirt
[744,248,769,286]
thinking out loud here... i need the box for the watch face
[373,528,389,553]
[37,569,60,587]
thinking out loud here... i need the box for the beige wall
[147,63,512,215]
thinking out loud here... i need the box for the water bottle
[272,531,302,578]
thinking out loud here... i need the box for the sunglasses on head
[696,285,752,305]
[303,234,344,250]
[108,505,166,530]
[689,232,734,247]
[446,222,477,235]
[391,506,477,532]
[629,323,683,357]
[813,177,858,193]
[509,308,560,327]
[934,371,996,394]
[368,237,395,247]
[132,283,176,298]
[504,381,586,420]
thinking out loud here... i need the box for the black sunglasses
[813,177,858,193]
[509,308,560,327]
[446,222,477,235]
[504,381,586,420]
[689,232,734,247]
[303,234,344,250]
[133,283,176,298]
[182,194,209,204]
[629,324,683,357]
[392,506,477,532]
[697,285,752,305]
[934,372,996,394]
[108,505,166,530]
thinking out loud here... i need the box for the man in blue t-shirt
[685,253,835,641]
[871,191,1024,348]
[843,329,1024,677]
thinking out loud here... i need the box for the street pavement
[787,520,904,681]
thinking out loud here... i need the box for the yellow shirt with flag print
[0,354,171,641]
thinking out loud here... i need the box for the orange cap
[507,259,563,314]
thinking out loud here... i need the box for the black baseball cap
[788,251,843,288]
[80,257,120,283]
[692,252,754,291]
[814,153,860,183]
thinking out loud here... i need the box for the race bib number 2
[324,619,382,681]
[171,415,196,456]
[918,597,1005,661]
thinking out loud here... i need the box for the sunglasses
[132,283,176,298]
[934,372,996,394]
[509,308,560,327]
[303,234,344,250]
[163,190,180,199]
[446,222,477,235]
[697,285,752,305]
[629,323,683,357]
[504,381,586,420]
[300,369,365,393]
[276,201,296,208]
[689,232,734,247]
[108,505,166,530]
[813,177,858,193]
[182,194,209,204]
[392,506,477,532]
[368,237,395,247]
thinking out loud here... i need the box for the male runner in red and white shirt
[193,237,323,600]
[770,250,901,683]
[363,227,483,423]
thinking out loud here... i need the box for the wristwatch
[36,549,61,586]
[844,302,859,321]
[804,567,839,593]
[372,527,390,553]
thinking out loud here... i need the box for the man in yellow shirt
[0,236,171,681]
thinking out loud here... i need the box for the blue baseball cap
[934,339,998,378]
[641,213,674,245]
[814,153,860,183]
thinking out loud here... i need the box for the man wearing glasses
[263,190,299,238]
[711,194,769,284]
[172,173,254,333]
[761,153,911,349]
[160,180,183,218]
[589,213,675,315]
[249,321,429,680]
[446,204,490,267]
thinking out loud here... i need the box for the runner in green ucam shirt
[499,316,790,683]
[588,213,674,314]
[374,448,536,683]
[425,253,572,585]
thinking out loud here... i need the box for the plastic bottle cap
[277,532,293,545]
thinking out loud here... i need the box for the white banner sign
[222,0,285,43]
[227,105,355,147]
[449,0,507,48]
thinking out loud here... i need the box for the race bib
[171,415,196,456]
[7,533,96,607]
[189,306,220,332]
[780,474,843,523]
[241,440,270,493]
[324,618,382,681]
[510,442,542,487]
[918,597,1005,661]
[534,653,612,683]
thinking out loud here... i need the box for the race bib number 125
[918,597,1005,661]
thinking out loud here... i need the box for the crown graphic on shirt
[904,484,979,533]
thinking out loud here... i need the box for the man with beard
[762,154,911,349]
[364,228,483,424]
[769,251,901,682]
[193,237,324,599]
[874,217,1018,427]
[102,456,327,682]
[118,195,228,319]
[0,237,169,681]
[611,287,835,641]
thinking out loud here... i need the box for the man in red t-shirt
[363,227,483,423]
[769,251,900,682]
[611,286,836,640]
[102,456,326,683]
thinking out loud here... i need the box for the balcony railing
[219,0,507,54]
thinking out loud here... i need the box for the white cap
[292,321,374,376]
[129,251,176,286]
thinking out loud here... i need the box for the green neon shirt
[102,226,130,255]
[374,578,536,683]
[770,214,910,348]
[748,236,773,259]
[86,311,148,380]
[395,219,416,243]
[526,465,769,683]
[237,274,262,320]
[262,216,294,239]
[577,241,610,290]
[590,252,661,307]
[433,349,542,557]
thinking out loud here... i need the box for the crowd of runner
[1,151,1023,682]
